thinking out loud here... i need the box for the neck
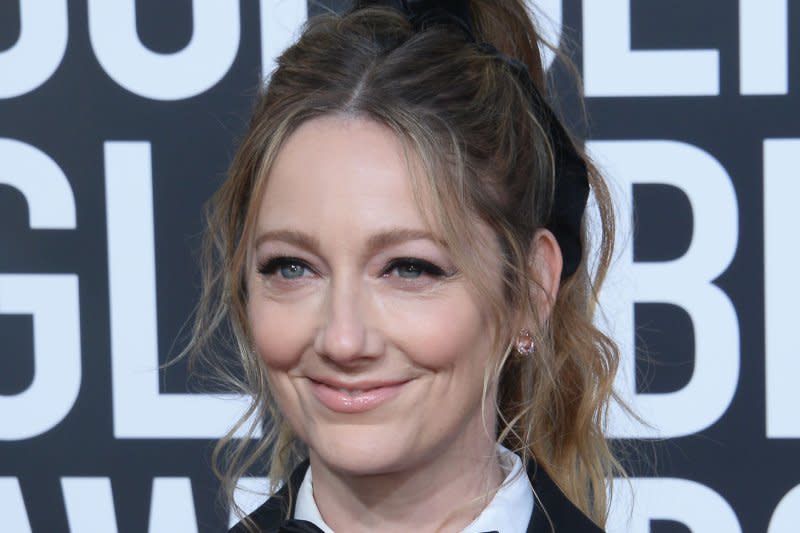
[308,432,504,533]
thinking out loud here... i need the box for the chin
[307,423,419,477]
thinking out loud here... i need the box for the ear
[528,228,563,324]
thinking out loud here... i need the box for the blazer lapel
[526,463,604,533]
[228,459,310,533]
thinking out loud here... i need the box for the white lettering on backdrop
[582,0,719,96]
[148,478,199,533]
[62,478,119,531]
[526,0,561,70]
[740,0,788,95]
[0,477,32,533]
[769,483,800,532]
[87,0,240,100]
[104,141,254,439]
[764,139,800,438]
[0,139,80,440]
[607,477,742,533]
[260,0,308,78]
[0,275,81,440]
[1,1,786,101]
[230,477,270,528]
[62,476,199,532]
[0,0,68,99]
[0,138,75,229]
[588,140,740,439]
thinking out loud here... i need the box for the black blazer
[229,460,604,533]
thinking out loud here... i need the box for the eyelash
[256,256,450,281]
[257,256,311,278]
[384,257,448,279]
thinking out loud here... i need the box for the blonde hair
[186,1,624,528]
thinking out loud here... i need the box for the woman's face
[247,115,503,476]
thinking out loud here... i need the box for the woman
[187,1,623,531]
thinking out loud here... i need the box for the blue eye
[279,262,306,279]
[387,258,446,279]
[395,262,423,278]
[258,257,310,279]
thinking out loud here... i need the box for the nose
[313,277,383,365]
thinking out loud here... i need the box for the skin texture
[246,115,561,532]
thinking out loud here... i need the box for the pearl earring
[515,328,535,356]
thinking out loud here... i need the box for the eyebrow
[254,229,320,253]
[253,227,443,256]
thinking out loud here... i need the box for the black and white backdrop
[0,0,797,531]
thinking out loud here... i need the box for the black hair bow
[352,0,475,37]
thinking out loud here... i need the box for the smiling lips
[310,379,409,413]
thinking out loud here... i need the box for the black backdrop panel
[1,1,797,531]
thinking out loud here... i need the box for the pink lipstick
[310,379,408,413]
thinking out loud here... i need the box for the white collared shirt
[294,445,534,532]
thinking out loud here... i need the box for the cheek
[389,289,494,371]
[247,291,314,370]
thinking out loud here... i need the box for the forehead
[255,115,431,236]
